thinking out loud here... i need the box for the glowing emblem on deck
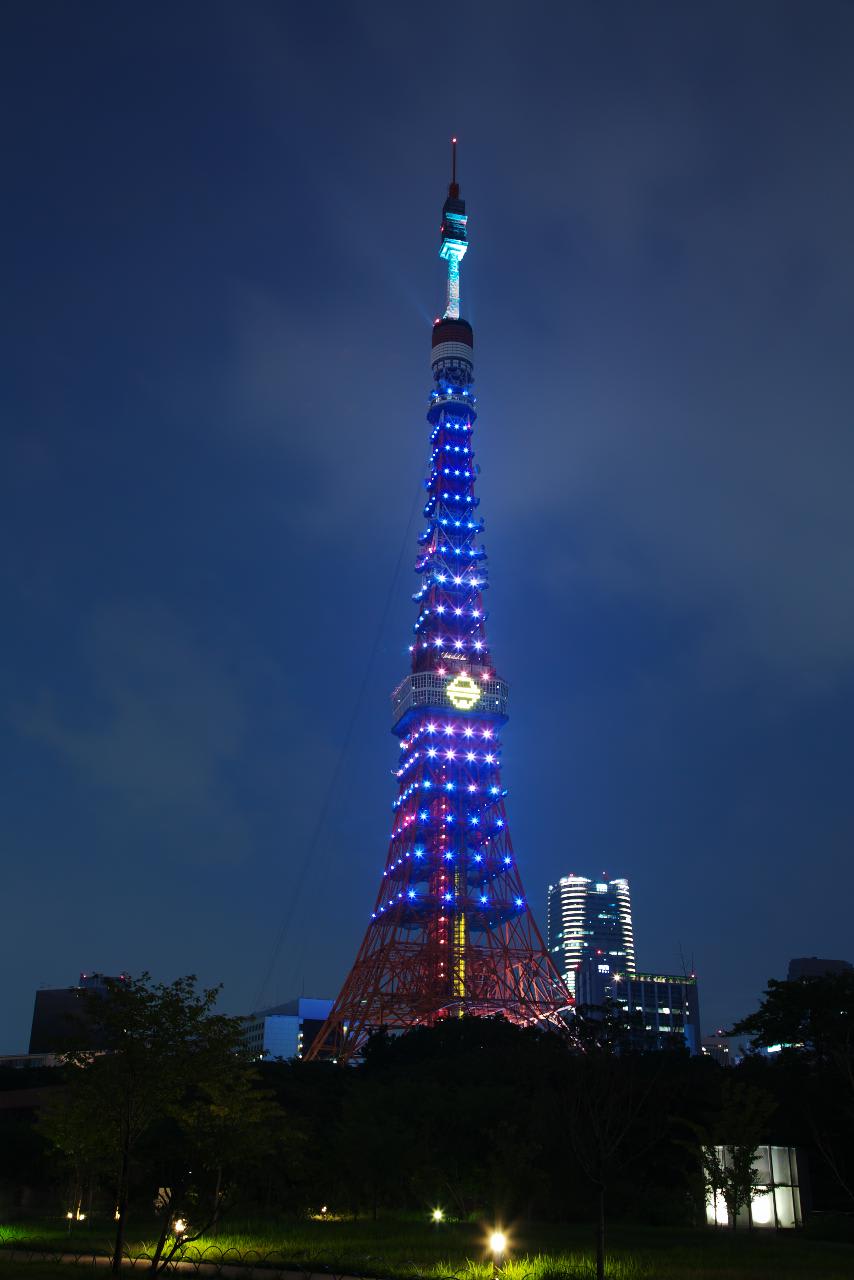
[446,673,481,711]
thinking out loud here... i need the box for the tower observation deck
[306,142,571,1063]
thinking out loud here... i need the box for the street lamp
[173,1218,187,1237]
[431,1207,444,1224]
[489,1230,507,1278]
[66,1208,85,1233]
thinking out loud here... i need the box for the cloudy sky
[2,1,853,1050]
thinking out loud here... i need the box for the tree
[179,1067,283,1232]
[39,973,283,1273]
[729,973,854,1068]
[572,999,657,1055]
[702,1142,765,1229]
[559,1046,663,1280]
[701,1143,727,1227]
[730,974,854,1206]
[142,1068,285,1272]
[698,1078,775,1230]
[720,1144,762,1229]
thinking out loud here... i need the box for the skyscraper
[306,144,569,1062]
[547,875,636,996]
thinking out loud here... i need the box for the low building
[576,954,701,1054]
[702,1031,733,1067]
[242,997,333,1061]
[705,1145,804,1228]
[0,1053,61,1070]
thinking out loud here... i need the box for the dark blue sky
[2,2,853,1051]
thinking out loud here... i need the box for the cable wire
[253,477,425,1010]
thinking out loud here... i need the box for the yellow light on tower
[447,673,481,710]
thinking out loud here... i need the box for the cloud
[16,601,250,863]
[469,49,854,681]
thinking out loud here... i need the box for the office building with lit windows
[546,875,635,996]
[576,953,701,1054]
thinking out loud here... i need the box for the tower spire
[440,136,467,319]
[305,153,570,1064]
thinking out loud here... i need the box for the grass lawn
[2,1215,853,1278]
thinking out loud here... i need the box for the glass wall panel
[771,1146,791,1184]
[774,1185,796,1229]
[751,1190,774,1226]
[705,1191,728,1226]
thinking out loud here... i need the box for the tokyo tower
[307,143,571,1062]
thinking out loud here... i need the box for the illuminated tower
[307,143,570,1062]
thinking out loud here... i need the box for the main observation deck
[391,669,509,734]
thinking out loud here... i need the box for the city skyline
[3,3,854,1051]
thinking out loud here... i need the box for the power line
[253,478,424,1011]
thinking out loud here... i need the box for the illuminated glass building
[706,1146,803,1228]
[547,874,635,996]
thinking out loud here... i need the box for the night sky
[3,2,854,1052]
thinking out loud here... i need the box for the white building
[705,1145,803,1229]
[242,997,333,1062]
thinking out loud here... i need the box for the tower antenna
[451,136,457,187]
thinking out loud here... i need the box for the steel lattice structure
[307,143,571,1063]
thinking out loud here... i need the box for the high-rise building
[547,875,636,996]
[28,972,129,1054]
[242,998,333,1062]
[576,954,701,1054]
[306,144,569,1063]
[787,956,852,981]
